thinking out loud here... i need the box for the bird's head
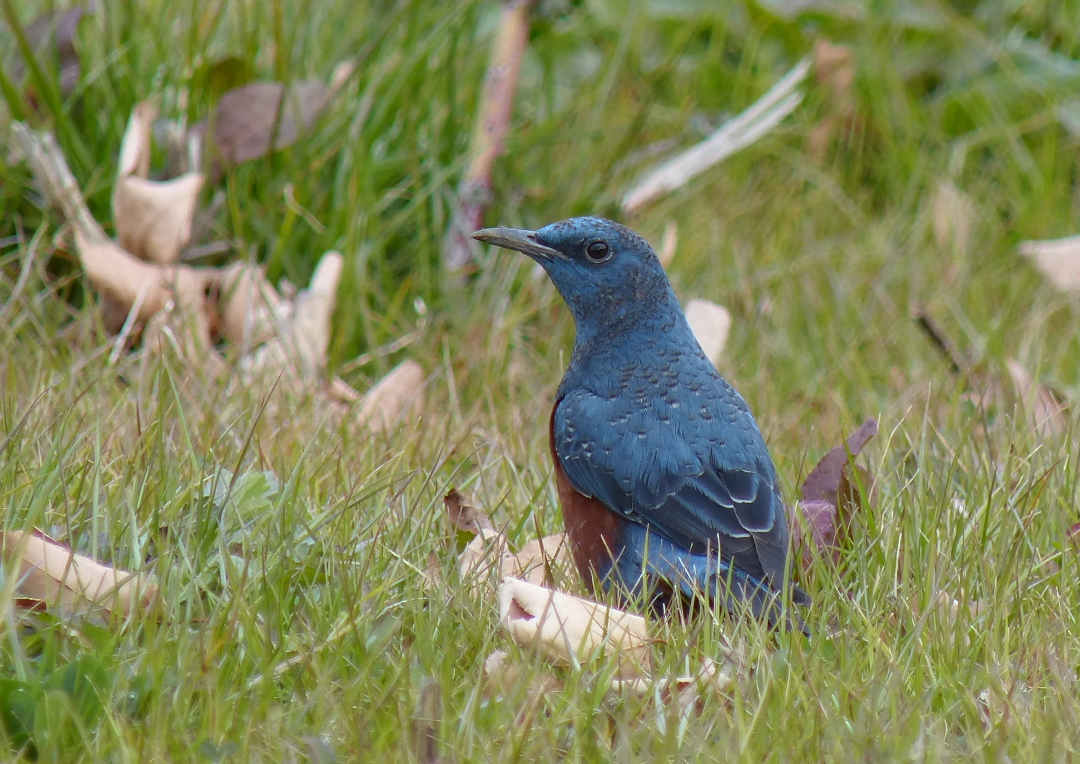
[473,217,674,330]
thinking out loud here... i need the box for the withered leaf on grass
[497,577,650,679]
[931,179,976,254]
[112,101,205,264]
[1,529,157,617]
[353,360,426,432]
[1020,235,1080,292]
[445,488,494,536]
[794,418,878,565]
[685,299,731,369]
[194,79,329,168]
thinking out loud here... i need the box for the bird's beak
[471,227,564,261]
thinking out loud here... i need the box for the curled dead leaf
[1,530,157,617]
[444,488,494,535]
[355,360,425,432]
[1020,235,1080,291]
[497,577,651,679]
[113,173,205,264]
[216,261,290,349]
[657,221,677,268]
[931,179,975,254]
[1005,358,1068,440]
[793,418,878,565]
[685,299,732,368]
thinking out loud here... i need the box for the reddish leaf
[800,418,878,505]
[794,418,878,565]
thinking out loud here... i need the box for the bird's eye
[585,240,611,263]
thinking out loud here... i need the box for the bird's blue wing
[553,389,784,573]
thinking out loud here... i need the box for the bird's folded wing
[553,390,780,556]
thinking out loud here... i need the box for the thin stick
[621,59,811,215]
[444,0,538,274]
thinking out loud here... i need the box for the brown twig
[443,0,538,274]
[911,306,967,375]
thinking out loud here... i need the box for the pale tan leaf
[1005,358,1067,439]
[931,179,975,253]
[497,578,650,678]
[507,533,570,586]
[1020,235,1080,291]
[482,649,563,698]
[239,250,343,385]
[1,530,157,617]
[117,101,157,179]
[355,360,425,432]
[73,229,211,320]
[216,261,290,349]
[685,299,732,367]
[657,221,677,268]
[113,172,205,264]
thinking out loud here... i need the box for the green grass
[2,0,1080,760]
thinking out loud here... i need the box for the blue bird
[473,217,808,631]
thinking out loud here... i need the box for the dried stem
[444,0,538,274]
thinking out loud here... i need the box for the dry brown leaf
[113,173,205,264]
[482,649,563,698]
[931,179,975,254]
[412,679,441,764]
[657,221,677,268]
[1,529,157,617]
[112,102,205,264]
[509,533,571,586]
[197,79,330,168]
[1005,358,1067,439]
[216,261,290,349]
[1069,522,1080,545]
[445,488,494,535]
[793,418,878,566]
[685,299,732,368]
[355,360,425,432]
[610,657,733,712]
[1020,235,1080,291]
[73,229,211,320]
[239,251,343,385]
[497,577,651,679]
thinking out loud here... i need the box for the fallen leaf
[657,220,677,268]
[1005,358,1067,439]
[1020,235,1080,291]
[238,250,344,385]
[111,102,205,264]
[1,530,157,617]
[931,179,975,253]
[215,261,290,349]
[497,577,651,679]
[355,360,425,432]
[196,79,330,168]
[685,299,732,368]
[1069,522,1080,544]
[482,649,563,699]
[444,489,494,535]
[806,39,854,160]
[510,533,570,586]
[793,418,878,565]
